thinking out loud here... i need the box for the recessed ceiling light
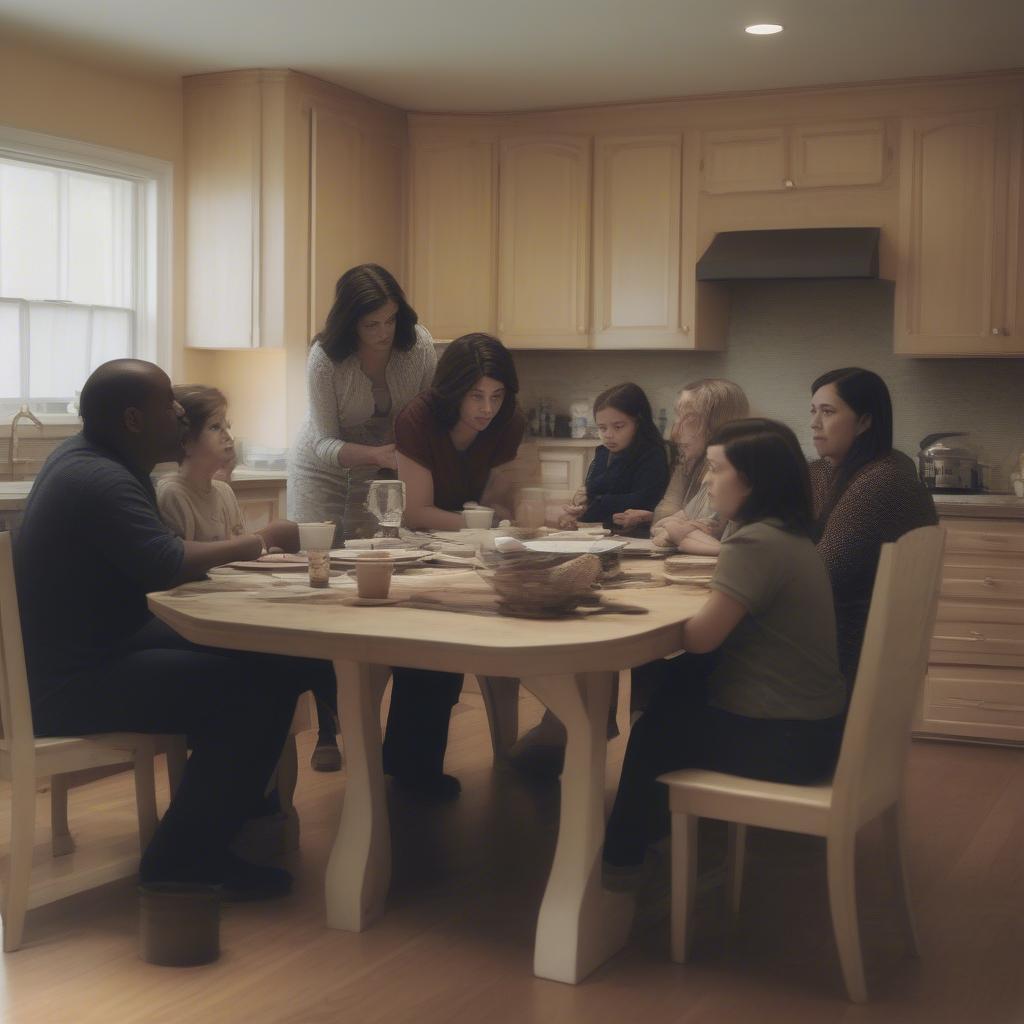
[745,23,784,35]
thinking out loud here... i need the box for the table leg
[521,671,635,984]
[325,660,391,930]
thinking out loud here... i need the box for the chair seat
[659,768,834,837]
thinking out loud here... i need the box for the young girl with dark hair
[289,263,436,543]
[809,367,936,688]
[604,418,846,875]
[558,382,670,535]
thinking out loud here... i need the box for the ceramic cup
[462,507,495,529]
[356,550,394,599]
[298,522,336,588]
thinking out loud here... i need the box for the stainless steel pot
[918,432,980,492]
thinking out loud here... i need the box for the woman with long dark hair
[603,418,846,876]
[396,333,525,530]
[809,367,936,689]
[289,264,436,543]
[381,333,526,799]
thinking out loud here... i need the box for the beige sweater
[156,473,245,542]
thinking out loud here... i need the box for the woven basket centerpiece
[481,552,602,618]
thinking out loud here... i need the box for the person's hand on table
[557,503,585,531]
[651,514,701,547]
[612,509,652,530]
[258,519,300,554]
[373,444,398,471]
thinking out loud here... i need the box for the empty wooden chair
[0,532,186,951]
[659,525,945,1002]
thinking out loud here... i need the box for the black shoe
[219,853,293,902]
[390,772,461,802]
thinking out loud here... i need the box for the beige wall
[0,34,187,378]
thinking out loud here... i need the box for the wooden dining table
[147,559,706,984]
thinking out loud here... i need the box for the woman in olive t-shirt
[382,334,525,799]
[604,418,846,871]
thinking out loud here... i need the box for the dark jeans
[31,618,334,883]
[605,653,844,867]
[382,667,463,779]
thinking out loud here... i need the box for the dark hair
[428,333,519,430]
[593,382,671,471]
[173,385,228,445]
[811,367,894,532]
[708,418,814,536]
[315,264,418,362]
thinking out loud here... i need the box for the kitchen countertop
[0,467,288,510]
[932,493,1024,520]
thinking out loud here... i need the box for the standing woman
[809,367,937,690]
[288,264,436,542]
[380,334,525,798]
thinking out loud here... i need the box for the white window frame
[0,124,172,420]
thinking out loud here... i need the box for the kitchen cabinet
[700,119,886,194]
[408,137,497,340]
[232,476,288,532]
[184,72,264,348]
[916,515,1024,744]
[498,136,591,349]
[184,71,406,352]
[894,109,1023,356]
[592,133,726,351]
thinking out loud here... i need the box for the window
[0,127,171,415]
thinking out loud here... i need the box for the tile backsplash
[515,280,1024,490]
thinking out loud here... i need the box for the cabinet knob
[783,178,795,188]
[992,327,1001,335]
[681,325,690,334]
[982,576,997,587]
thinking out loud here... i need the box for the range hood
[696,227,881,281]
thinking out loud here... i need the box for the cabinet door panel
[919,666,1024,743]
[790,120,886,188]
[894,112,1018,354]
[498,137,590,347]
[701,127,786,194]
[185,76,261,347]
[592,135,685,348]
[409,138,496,339]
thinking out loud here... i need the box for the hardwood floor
[0,686,1022,1023]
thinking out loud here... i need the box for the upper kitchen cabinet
[309,107,405,334]
[184,72,264,348]
[498,136,591,349]
[591,134,724,350]
[701,119,887,193]
[894,109,1023,356]
[408,137,497,340]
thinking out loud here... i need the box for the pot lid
[919,432,976,458]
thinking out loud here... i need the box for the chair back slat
[831,526,945,824]
[0,531,36,751]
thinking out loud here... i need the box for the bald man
[14,359,334,898]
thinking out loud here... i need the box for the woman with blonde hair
[646,378,749,553]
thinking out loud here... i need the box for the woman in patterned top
[809,367,937,691]
[288,264,436,544]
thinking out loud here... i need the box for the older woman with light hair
[648,377,749,553]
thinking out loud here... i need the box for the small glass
[366,480,406,538]
[297,522,336,589]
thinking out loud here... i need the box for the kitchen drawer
[940,562,1024,602]
[931,619,1024,666]
[916,665,1024,743]
[942,528,1024,559]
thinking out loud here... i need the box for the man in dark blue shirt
[15,359,333,898]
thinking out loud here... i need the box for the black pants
[31,618,334,883]
[605,653,844,867]
[382,668,463,779]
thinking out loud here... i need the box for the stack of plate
[663,554,718,587]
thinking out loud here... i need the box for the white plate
[494,537,628,555]
[328,550,428,566]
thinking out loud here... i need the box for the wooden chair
[0,532,186,952]
[659,525,945,1002]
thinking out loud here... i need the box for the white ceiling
[2,0,1023,112]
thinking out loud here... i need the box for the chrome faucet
[9,406,44,481]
